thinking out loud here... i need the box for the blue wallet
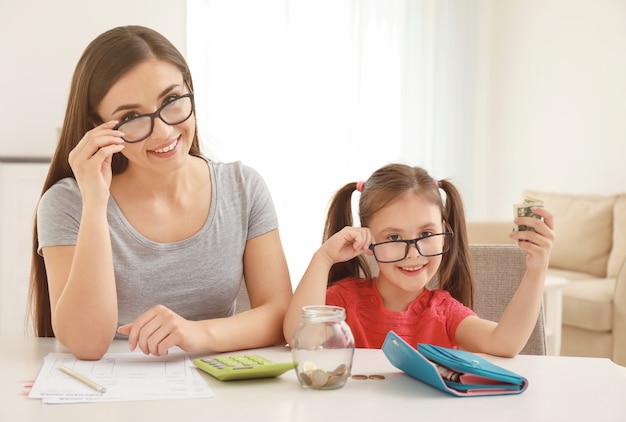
[382,331,528,397]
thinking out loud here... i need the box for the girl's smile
[397,262,426,275]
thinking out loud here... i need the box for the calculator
[192,354,296,381]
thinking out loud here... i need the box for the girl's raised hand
[319,226,374,264]
[68,120,125,206]
[510,206,555,272]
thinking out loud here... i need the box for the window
[187,0,477,283]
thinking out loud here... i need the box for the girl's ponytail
[323,183,373,286]
[437,179,474,308]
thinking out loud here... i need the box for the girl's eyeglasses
[368,232,453,263]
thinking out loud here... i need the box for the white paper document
[28,351,215,404]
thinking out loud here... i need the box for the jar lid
[301,305,346,321]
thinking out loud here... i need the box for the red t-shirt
[326,277,476,349]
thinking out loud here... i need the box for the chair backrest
[468,244,546,355]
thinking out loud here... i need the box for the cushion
[561,326,613,358]
[466,221,516,244]
[561,278,615,332]
[523,190,615,278]
[607,194,626,278]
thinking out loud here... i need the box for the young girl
[30,26,292,360]
[283,163,554,357]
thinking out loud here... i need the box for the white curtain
[186,0,478,284]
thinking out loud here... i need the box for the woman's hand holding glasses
[68,120,125,206]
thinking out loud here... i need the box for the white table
[1,337,625,422]
[544,275,568,355]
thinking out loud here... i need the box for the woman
[29,25,292,360]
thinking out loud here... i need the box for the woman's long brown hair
[28,26,203,336]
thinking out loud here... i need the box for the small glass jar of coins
[291,305,355,390]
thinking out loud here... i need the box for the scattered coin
[351,374,385,380]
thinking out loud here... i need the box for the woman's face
[367,192,445,307]
[97,59,195,173]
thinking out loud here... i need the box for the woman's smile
[150,137,179,154]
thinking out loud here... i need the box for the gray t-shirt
[37,159,278,330]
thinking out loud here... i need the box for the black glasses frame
[113,92,195,144]
[368,232,454,263]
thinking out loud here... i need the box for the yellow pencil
[58,364,107,394]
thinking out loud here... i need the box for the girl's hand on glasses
[68,120,125,206]
[319,226,374,265]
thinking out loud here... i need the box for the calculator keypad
[201,355,271,369]
[193,354,296,381]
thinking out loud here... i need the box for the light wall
[1,0,624,220]
[0,0,186,158]
[472,0,626,220]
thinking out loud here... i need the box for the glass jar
[291,305,355,390]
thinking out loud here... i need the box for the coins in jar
[291,306,355,390]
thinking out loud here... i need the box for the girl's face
[367,191,445,310]
[97,59,195,173]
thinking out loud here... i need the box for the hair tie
[356,181,365,192]
[434,179,440,189]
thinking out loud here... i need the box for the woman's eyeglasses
[113,93,195,143]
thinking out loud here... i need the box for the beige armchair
[467,190,626,367]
